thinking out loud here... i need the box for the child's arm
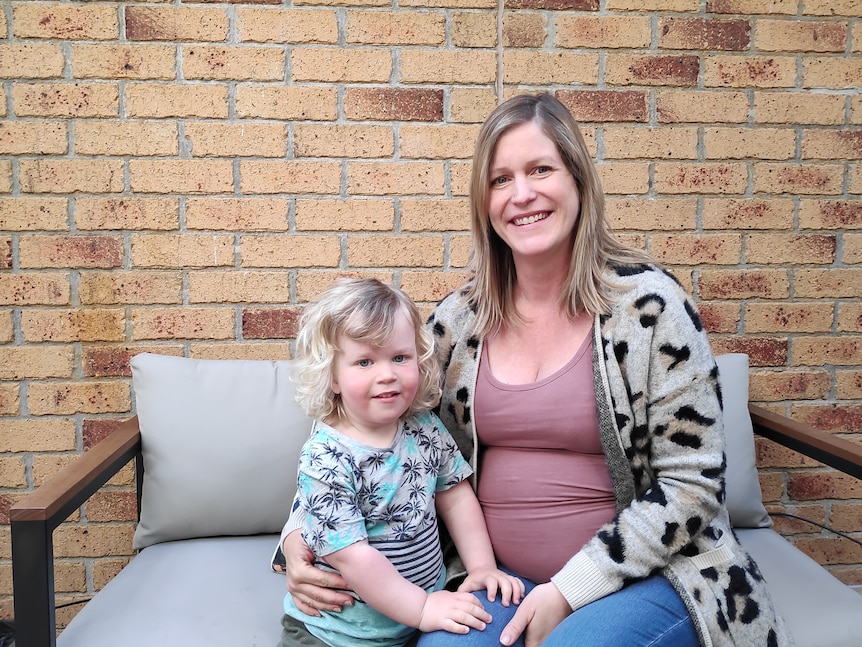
[435,480,525,606]
[324,540,491,634]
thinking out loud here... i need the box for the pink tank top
[474,335,617,583]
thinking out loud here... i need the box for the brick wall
[0,0,860,626]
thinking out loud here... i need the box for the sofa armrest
[749,404,862,480]
[10,417,142,647]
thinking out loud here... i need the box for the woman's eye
[535,165,551,175]
[490,176,508,187]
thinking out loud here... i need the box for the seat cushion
[58,535,286,646]
[737,528,862,647]
[131,353,313,549]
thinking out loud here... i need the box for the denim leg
[541,575,698,647]
[416,570,538,647]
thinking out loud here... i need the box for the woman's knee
[541,577,697,647]
[416,590,522,647]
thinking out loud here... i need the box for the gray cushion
[131,353,312,550]
[57,535,285,646]
[716,353,772,529]
[737,528,862,647]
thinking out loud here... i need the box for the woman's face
[486,119,581,268]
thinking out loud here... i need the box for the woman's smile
[512,211,550,226]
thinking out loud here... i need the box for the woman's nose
[511,176,535,204]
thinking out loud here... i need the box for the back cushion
[131,353,312,550]
[716,353,772,529]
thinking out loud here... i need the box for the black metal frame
[10,418,142,647]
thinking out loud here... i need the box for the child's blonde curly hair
[292,277,442,425]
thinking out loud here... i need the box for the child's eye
[357,359,371,367]
[393,355,406,363]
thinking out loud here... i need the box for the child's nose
[377,364,396,381]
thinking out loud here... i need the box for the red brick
[831,502,862,534]
[502,13,546,47]
[795,269,862,298]
[82,418,133,449]
[0,273,70,306]
[788,471,862,501]
[556,90,647,122]
[659,17,750,50]
[83,345,181,378]
[802,130,862,160]
[88,491,138,522]
[838,304,862,333]
[799,200,862,229]
[749,369,831,401]
[754,163,843,195]
[708,0,796,13]
[791,403,862,434]
[131,307,235,341]
[13,4,118,40]
[702,198,794,230]
[698,301,740,334]
[345,88,444,121]
[242,307,302,339]
[506,0,597,8]
[556,15,651,49]
[654,162,747,194]
[704,55,796,88]
[19,235,123,269]
[746,234,835,264]
[125,7,228,42]
[649,233,741,265]
[606,54,699,86]
[756,19,848,53]
[745,302,834,333]
[708,337,788,366]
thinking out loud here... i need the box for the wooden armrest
[11,416,142,525]
[10,417,142,647]
[749,404,862,480]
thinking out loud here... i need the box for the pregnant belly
[478,447,617,584]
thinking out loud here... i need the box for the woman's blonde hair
[292,277,441,424]
[466,92,653,336]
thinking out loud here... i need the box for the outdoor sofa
[10,352,862,646]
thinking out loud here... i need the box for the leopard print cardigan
[427,264,791,647]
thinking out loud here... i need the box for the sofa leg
[12,519,57,647]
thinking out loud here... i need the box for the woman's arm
[282,529,353,616]
[325,540,491,634]
[552,271,726,609]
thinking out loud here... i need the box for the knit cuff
[549,551,618,611]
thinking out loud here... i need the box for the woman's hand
[282,531,353,616]
[499,583,571,647]
[457,567,525,607]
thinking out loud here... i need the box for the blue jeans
[416,571,697,647]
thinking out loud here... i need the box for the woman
[279,93,790,647]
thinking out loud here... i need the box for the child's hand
[418,590,492,634]
[457,567,525,607]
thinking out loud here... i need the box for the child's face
[331,308,420,440]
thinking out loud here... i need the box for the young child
[279,278,523,647]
